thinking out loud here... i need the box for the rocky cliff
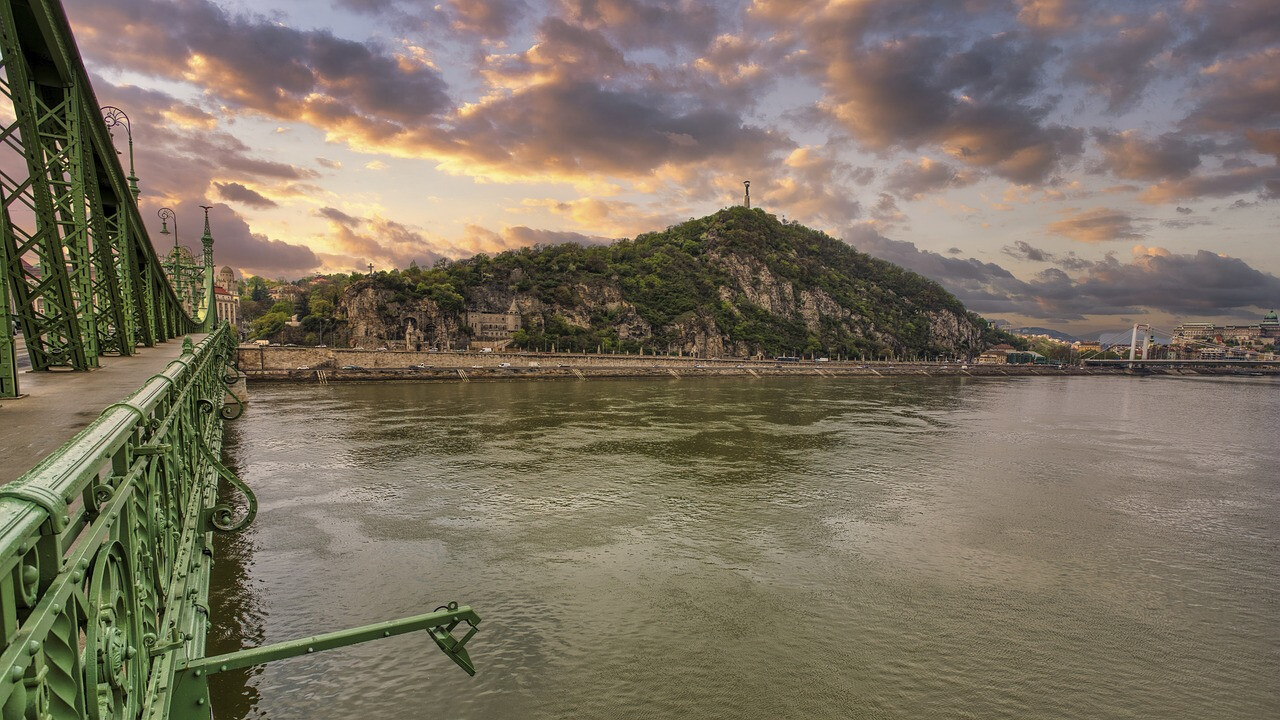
[337,207,991,358]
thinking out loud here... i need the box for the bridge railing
[0,323,247,719]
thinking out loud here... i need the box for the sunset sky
[66,0,1279,335]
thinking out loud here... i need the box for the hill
[337,207,1003,359]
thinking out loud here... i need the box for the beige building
[1172,311,1280,352]
[464,306,521,349]
[268,284,304,302]
[214,284,240,329]
[976,343,1014,365]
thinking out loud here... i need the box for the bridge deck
[0,334,208,485]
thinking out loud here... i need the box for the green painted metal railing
[0,325,481,719]
[0,2,481,716]
[0,325,244,718]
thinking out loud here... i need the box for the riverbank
[236,346,1278,383]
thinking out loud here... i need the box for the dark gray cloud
[214,182,277,209]
[1181,48,1280,131]
[439,77,789,177]
[446,0,529,37]
[885,157,978,199]
[1068,13,1175,111]
[317,207,361,227]
[154,201,318,278]
[559,0,722,51]
[1002,240,1092,270]
[848,227,1280,321]
[1092,130,1205,181]
[1004,240,1051,262]
[68,0,452,124]
[1176,0,1280,61]
[814,31,1083,183]
[1048,207,1145,243]
[1140,164,1280,203]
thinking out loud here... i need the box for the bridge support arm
[168,603,480,717]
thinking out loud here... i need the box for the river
[209,375,1279,719]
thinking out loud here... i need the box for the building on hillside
[213,284,240,332]
[268,284,304,302]
[464,304,521,349]
[976,343,1015,365]
[218,265,240,296]
[1172,311,1280,350]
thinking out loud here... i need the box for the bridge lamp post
[158,207,180,304]
[101,106,140,201]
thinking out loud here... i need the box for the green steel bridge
[0,1,479,717]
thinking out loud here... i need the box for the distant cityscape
[996,310,1279,363]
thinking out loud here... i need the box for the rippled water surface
[209,375,1280,719]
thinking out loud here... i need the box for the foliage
[257,208,992,355]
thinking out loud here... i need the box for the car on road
[340,365,363,370]
[296,365,310,370]
[409,364,429,370]
[498,362,512,368]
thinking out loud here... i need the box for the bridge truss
[0,1,481,718]
[0,0,208,398]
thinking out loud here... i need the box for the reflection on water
[212,375,1280,719]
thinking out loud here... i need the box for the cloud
[885,156,979,198]
[1068,13,1175,111]
[171,202,318,278]
[1048,207,1145,243]
[214,182,277,209]
[1002,240,1092,269]
[1091,129,1205,181]
[1176,0,1280,61]
[814,31,1083,183]
[67,0,453,125]
[1139,164,1280,203]
[446,0,528,38]
[559,0,723,51]
[848,226,1280,321]
[1015,0,1086,32]
[1181,48,1280,132]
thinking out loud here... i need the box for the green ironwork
[0,0,204,397]
[0,4,481,719]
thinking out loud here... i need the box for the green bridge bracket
[169,603,481,717]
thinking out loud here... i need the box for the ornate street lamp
[101,106,140,201]
[158,207,180,302]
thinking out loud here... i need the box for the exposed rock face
[333,208,991,358]
[340,287,462,350]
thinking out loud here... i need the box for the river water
[209,375,1279,719]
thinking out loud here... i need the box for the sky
[61,0,1280,336]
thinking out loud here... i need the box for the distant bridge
[0,1,478,718]
[1082,358,1280,368]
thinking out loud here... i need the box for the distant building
[1172,311,1280,350]
[976,343,1015,365]
[464,304,521,349]
[268,284,304,302]
[213,284,240,329]
[218,265,239,296]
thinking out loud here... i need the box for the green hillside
[348,207,1001,359]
